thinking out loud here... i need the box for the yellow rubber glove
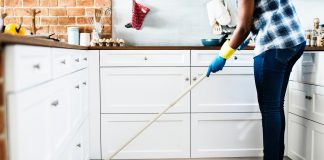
[219,40,236,60]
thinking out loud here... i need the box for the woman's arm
[229,0,255,49]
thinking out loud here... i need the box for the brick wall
[0,0,112,41]
[0,51,6,160]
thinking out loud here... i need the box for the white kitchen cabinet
[52,48,73,78]
[288,113,309,160]
[101,114,190,159]
[100,67,190,113]
[191,113,263,158]
[100,50,190,67]
[288,113,324,160]
[191,67,259,113]
[289,81,324,125]
[290,51,324,86]
[191,50,254,67]
[5,45,52,92]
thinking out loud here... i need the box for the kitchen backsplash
[112,0,324,46]
[0,0,112,41]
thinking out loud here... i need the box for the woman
[206,0,306,160]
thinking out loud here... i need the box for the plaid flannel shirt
[251,0,306,55]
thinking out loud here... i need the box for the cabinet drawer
[52,48,73,78]
[5,45,52,92]
[100,50,190,66]
[191,113,263,158]
[191,50,254,67]
[191,67,259,113]
[290,52,324,86]
[100,67,190,113]
[289,81,324,124]
[101,114,190,159]
[71,50,88,72]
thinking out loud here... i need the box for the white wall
[293,0,324,30]
[112,0,323,46]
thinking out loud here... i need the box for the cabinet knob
[75,58,80,62]
[234,56,238,60]
[76,143,81,148]
[144,56,148,61]
[61,60,66,64]
[185,77,189,81]
[83,57,88,61]
[51,100,59,107]
[75,85,80,89]
[305,95,313,100]
[83,82,87,85]
[33,64,41,70]
[193,77,197,81]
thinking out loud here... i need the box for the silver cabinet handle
[234,56,238,60]
[83,57,88,61]
[75,85,80,89]
[144,57,148,61]
[83,81,87,85]
[193,77,197,81]
[75,58,80,62]
[33,64,41,69]
[76,143,81,148]
[185,77,189,81]
[51,100,59,107]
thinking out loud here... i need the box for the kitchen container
[80,33,91,46]
[67,27,79,45]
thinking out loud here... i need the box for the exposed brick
[58,0,75,7]
[95,0,111,7]
[40,17,58,25]
[5,0,22,7]
[101,16,111,25]
[58,17,75,25]
[76,17,91,24]
[40,0,58,6]
[77,0,93,6]
[49,25,67,33]
[2,8,14,16]
[0,137,6,160]
[35,8,49,16]
[23,0,38,7]
[4,17,18,25]
[102,25,111,33]
[22,17,40,25]
[101,33,111,39]
[85,8,96,16]
[49,8,66,16]
[0,83,3,107]
[0,110,4,134]
[37,25,49,33]
[14,8,28,16]
[67,8,85,16]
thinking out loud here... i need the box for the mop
[106,74,207,160]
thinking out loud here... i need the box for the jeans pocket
[274,47,299,64]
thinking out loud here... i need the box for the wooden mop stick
[107,75,207,160]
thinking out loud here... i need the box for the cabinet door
[101,114,190,159]
[191,113,263,158]
[191,67,259,113]
[288,113,309,160]
[308,119,324,160]
[8,97,52,160]
[101,67,190,113]
[289,82,324,124]
[70,72,83,127]
[49,88,72,155]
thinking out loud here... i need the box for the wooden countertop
[1,33,324,51]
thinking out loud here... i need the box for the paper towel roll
[207,0,231,26]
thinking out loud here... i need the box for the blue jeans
[254,42,306,160]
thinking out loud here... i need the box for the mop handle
[107,75,207,160]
